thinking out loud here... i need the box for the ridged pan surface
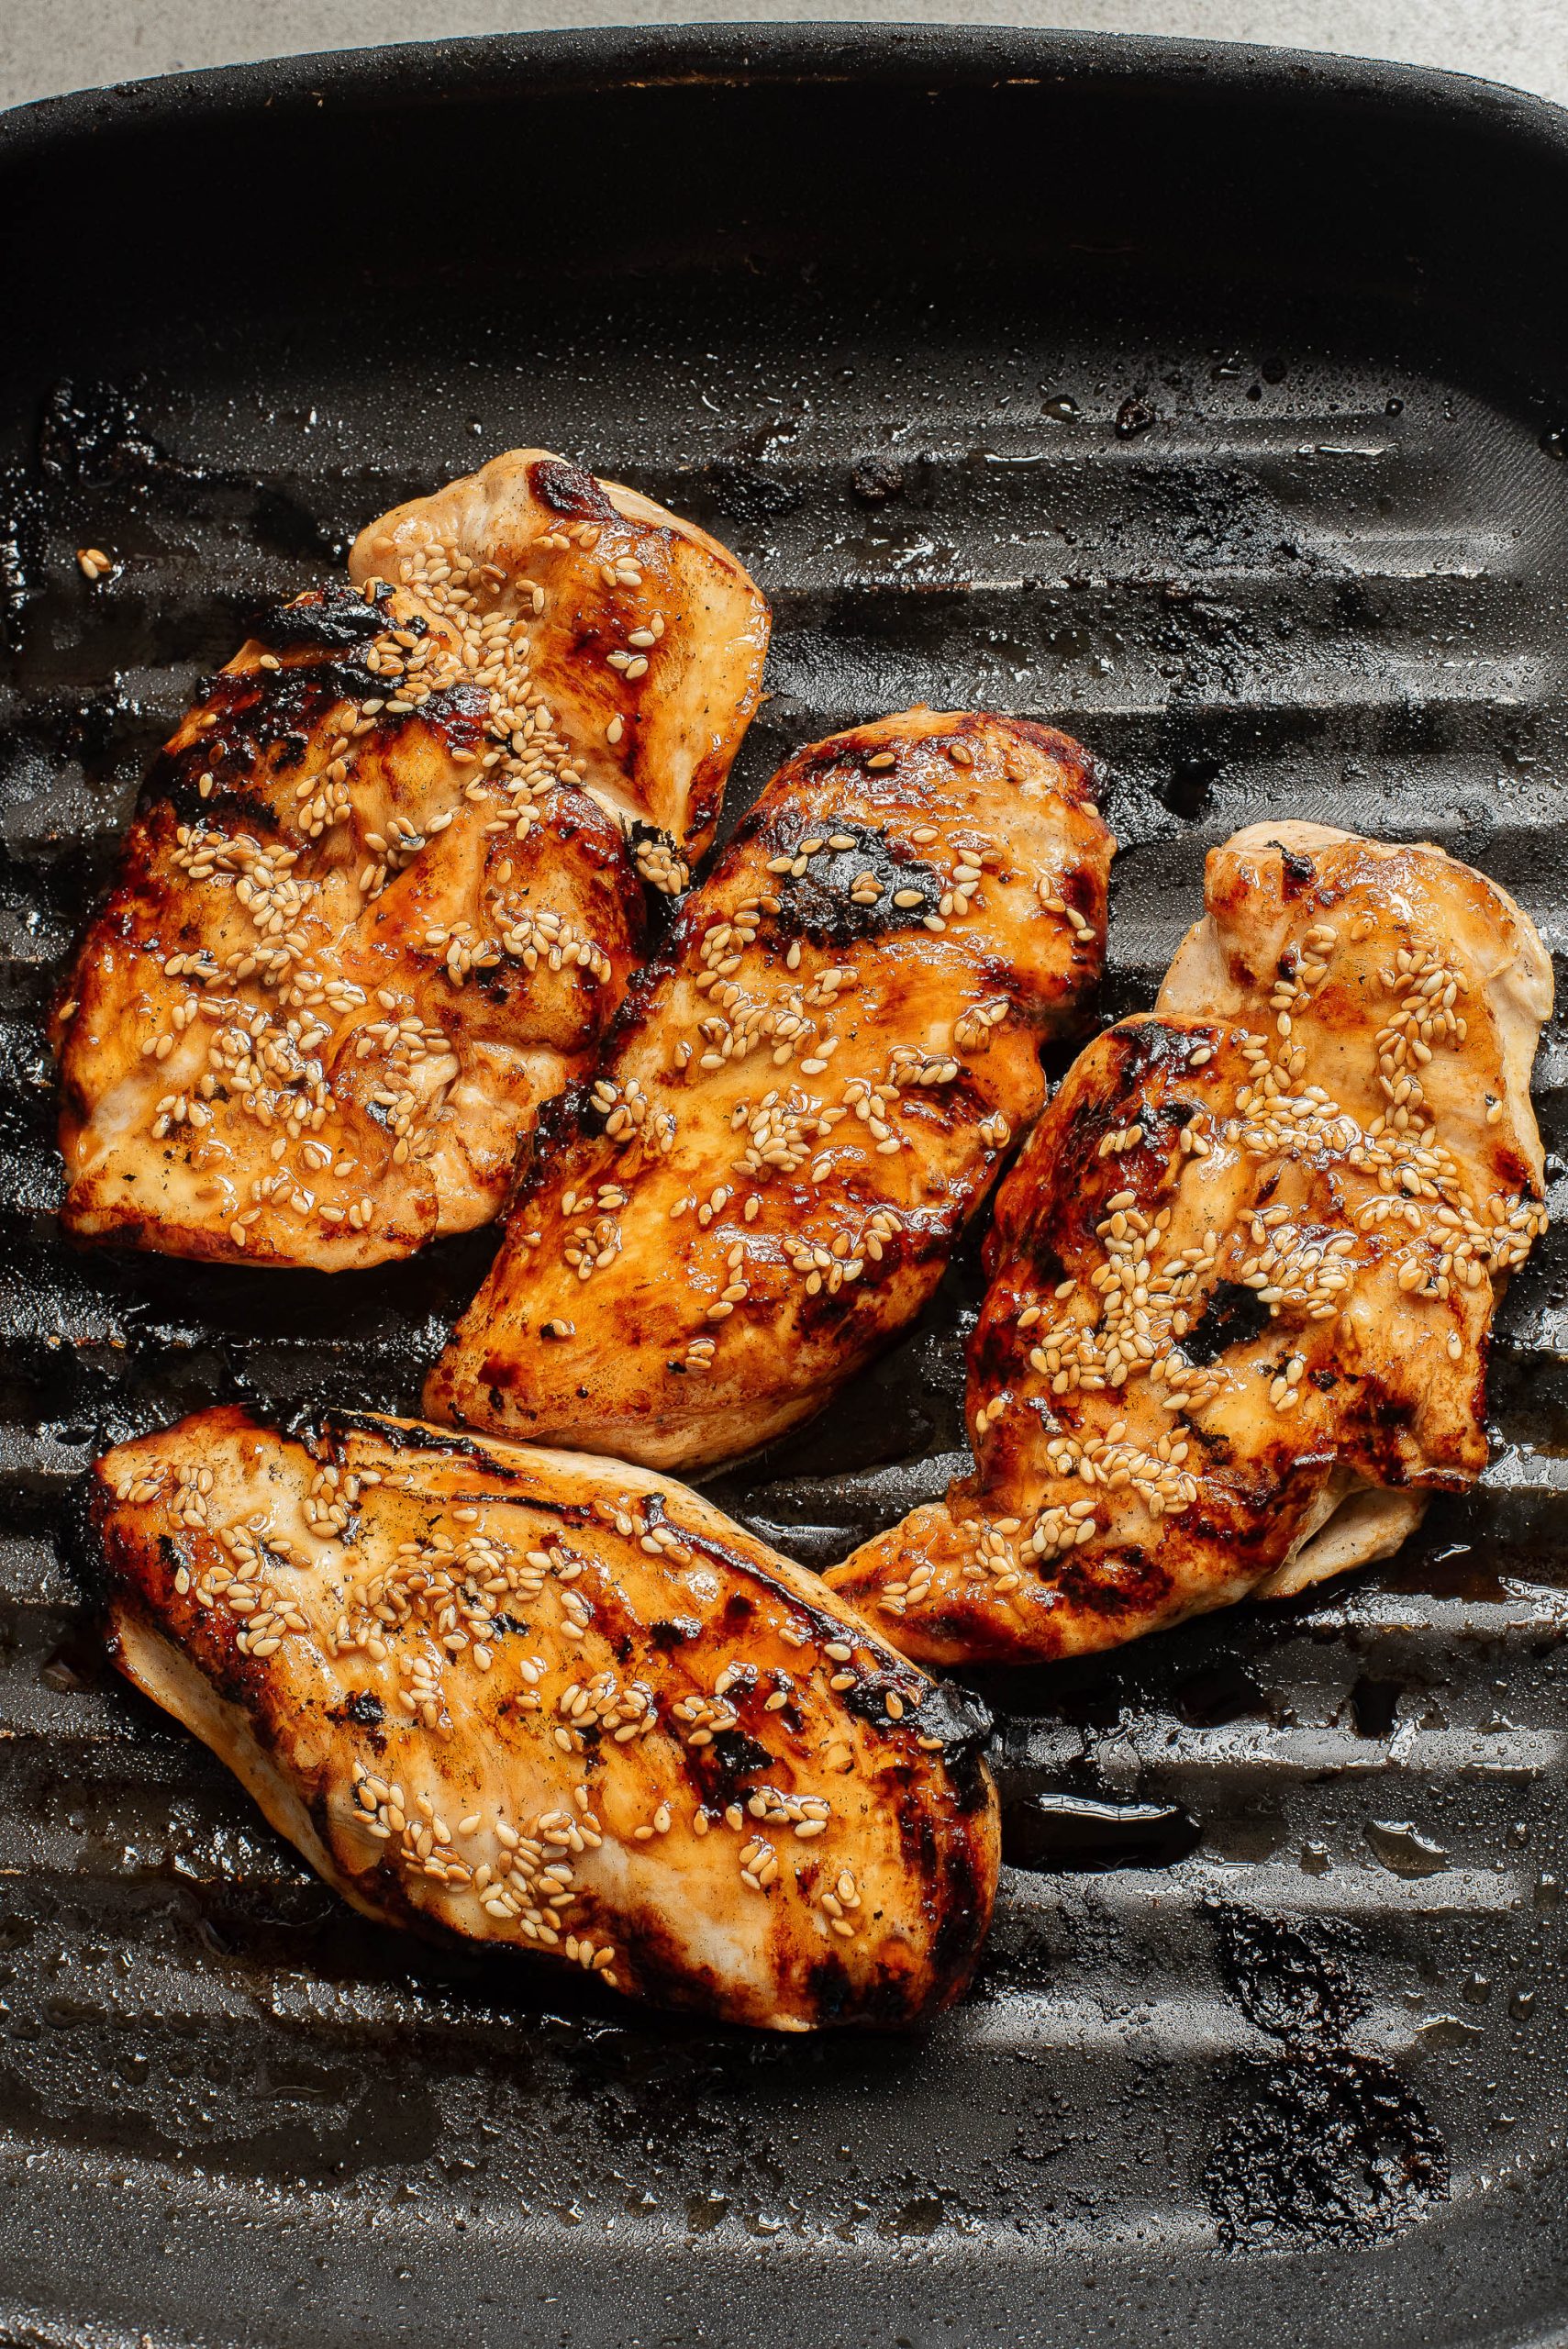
[2,27,1568,2349]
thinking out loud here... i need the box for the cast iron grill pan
[3,28,1568,2348]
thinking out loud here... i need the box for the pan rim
[1,18,1567,164]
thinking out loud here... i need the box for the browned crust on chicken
[828,826,1551,1664]
[95,1407,997,2032]
[52,450,769,1270]
[427,708,1115,1472]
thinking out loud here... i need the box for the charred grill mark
[1273,841,1317,895]
[1051,852,1107,942]
[259,584,403,651]
[1005,1022,1216,1261]
[674,1521,926,1683]
[752,809,948,947]
[893,1679,993,1809]
[327,1412,554,1476]
[1040,1079,1131,1209]
[1177,1468,1313,1554]
[1109,1016,1218,1089]
[1330,1380,1427,1475]
[681,756,728,852]
[1491,1141,1541,1198]
[606,1905,740,2027]
[706,1726,774,1783]
[208,654,379,732]
[141,658,490,825]
[843,1669,919,1731]
[369,677,490,755]
[929,1834,995,1988]
[1181,1279,1275,1366]
[138,662,356,813]
[151,774,281,834]
[802,1949,862,2025]
[1053,1545,1173,1618]
[528,458,617,523]
[649,1616,701,1650]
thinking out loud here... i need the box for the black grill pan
[4,25,1568,2348]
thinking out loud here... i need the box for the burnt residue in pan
[1204,1906,1450,2245]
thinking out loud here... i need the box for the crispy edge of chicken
[427,707,1115,1473]
[53,450,769,1271]
[94,1406,999,2032]
[828,824,1551,1664]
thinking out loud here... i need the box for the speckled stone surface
[2,0,1566,114]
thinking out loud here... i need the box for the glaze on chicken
[52,449,769,1269]
[828,823,1551,1664]
[428,708,1114,1473]
[95,1407,997,2031]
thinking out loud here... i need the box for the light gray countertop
[3,0,1568,115]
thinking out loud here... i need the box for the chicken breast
[828,824,1551,1664]
[52,449,769,1269]
[94,1406,997,2032]
[428,708,1115,1473]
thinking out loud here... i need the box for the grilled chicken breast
[428,708,1115,1473]
[94,1406,997,2031]
[52,449,769,1269]
[829,823,1551,1664]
